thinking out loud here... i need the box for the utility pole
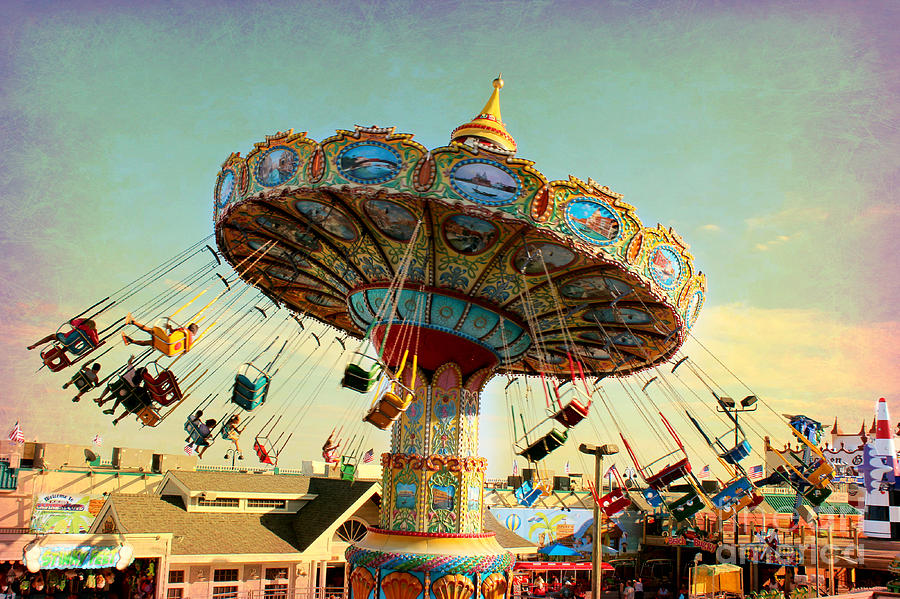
[579,443,619,599]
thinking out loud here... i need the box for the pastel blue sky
[1,0,897,476]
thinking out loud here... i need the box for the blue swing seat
[514,480,543,507]
[719,440,752,464]
[56,329,95,356]
[232,370,270,411]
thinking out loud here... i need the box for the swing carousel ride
[209,75,747,599]
[28,76,838,599]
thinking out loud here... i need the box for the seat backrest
[152,327,185,356]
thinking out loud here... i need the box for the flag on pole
[183,444,194,456]
[92,434,103,447]
[749,465,764,480]
[362,448,375,464]
[699,465,711,480]
[565,461,570,475]
[7,422,24,444]
[604,464,618,479]
[513,461,519,477]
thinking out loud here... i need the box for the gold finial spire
[450,74,516,152]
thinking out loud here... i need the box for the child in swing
[224,414,245,460]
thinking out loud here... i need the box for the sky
[1,0,898,478]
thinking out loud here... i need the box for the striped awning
[762,494,860,515]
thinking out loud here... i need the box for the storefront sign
[742,543,801,566]
[664,536,718,552]
[24,543,134,572]
[30,494,103,533]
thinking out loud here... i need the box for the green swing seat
[342,363,380,393]
[517,429,568,462]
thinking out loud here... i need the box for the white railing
[176,587,346,599]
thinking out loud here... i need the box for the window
[264,584,288,599]
[213,587,238,599]
[265,568,288,580]
[335,519,367,543]
[167,590,183,599]
[199,497,240,507]
[169,571,185,584]
[248,498,287,509]
[213,569,239,582]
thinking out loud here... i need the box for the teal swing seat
[232,364,271,411]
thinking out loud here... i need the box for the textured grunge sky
[1,0,898,476]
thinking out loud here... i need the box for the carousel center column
[346,350,512,599]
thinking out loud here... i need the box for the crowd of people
[0,563,155,599]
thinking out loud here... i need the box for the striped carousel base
[346,528,511,599]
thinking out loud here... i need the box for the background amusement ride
[27,77,841,599]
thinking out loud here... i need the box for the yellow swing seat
[151,326,194,357]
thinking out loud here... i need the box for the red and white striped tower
[863,397,900,539]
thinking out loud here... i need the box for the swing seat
[41,345,72,372]
[254,439,276,465]
[719,440,752,464]
[363,391,412,430]
[233,373,270,410]
[803,486,831,506]
[342,363,379,393]
[143,370,183,406]
[517,429,568,462]
[340,462,356,481]
[552,399,590,428]
[514,481,543,507]
[184,419,205,444]
[136,406,161,427]
[70,370,99,393]
[669,488,704,522]
[803,459,834,486]
[151,326,193,357]
[645,457,691,490]
[712,477,755,514]
[56,329,96,355]
[599,487,631,517]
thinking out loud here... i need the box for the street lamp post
[579,443,619,599]
[715,394,758,545]
[225,447,239,469]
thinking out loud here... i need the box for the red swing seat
[552,398,590,428]
[41,346,72,372]
[645,457,692,490]
[142,369,183,406]
[599,487,631,517]
[254,439,276,465]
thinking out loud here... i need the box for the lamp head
[741,395,758,408]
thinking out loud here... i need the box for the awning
[514,561,613,571]
[762,494,860,515]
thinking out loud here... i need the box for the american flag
[513,460,519,476]
[7,422,24,444]
[362,448,375,464]
[604,464,618,478]
[183,444,194,456]
[92,434,103,447]
[749,465,764,480]
[699,465,711,480]
[565,461,570,475]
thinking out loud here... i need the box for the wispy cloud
[688,303,900,419]
[699,224,721,232]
